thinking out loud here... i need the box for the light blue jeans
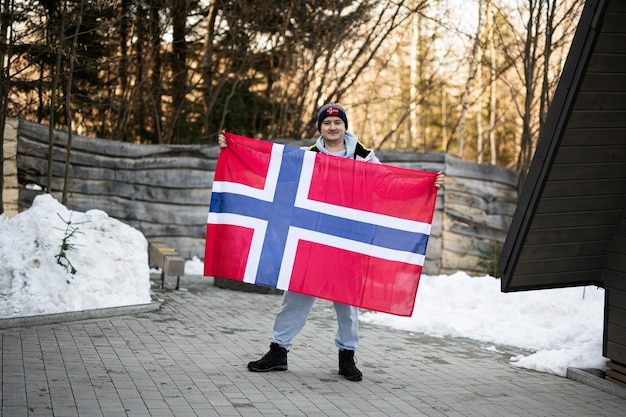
[272,291,359,350]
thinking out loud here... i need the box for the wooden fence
[9,118,519,276]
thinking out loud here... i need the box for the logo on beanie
[326,107,340,116]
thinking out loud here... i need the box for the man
[217,103,444,381]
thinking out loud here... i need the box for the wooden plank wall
[604,207,626,364]
[439,157,518,275]
[16,119,217,261]
[12,119,518,276]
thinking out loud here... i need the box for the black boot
[338,349,362,381]
[247,342,288,372]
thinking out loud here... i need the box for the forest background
[0,0,583,213]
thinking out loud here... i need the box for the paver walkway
[2,275,626,416]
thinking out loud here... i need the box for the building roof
[499,0,626,292]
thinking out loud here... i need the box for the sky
[0,194,606,378]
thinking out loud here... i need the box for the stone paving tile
[2,275,626,416]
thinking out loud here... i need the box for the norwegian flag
[204,133,438,316]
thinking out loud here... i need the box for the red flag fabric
[204,133,438,316]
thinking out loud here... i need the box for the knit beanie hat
[317,103,348,132]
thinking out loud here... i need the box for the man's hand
[434,171,445,189]
[218,131,228,149]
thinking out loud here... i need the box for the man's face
[320,116,346,140]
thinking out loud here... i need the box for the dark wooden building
[499,0,626,387]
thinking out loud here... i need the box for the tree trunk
[148,1,163,143]
[476,62,483,163]
[201,0,218,140]
[409,10,420,150]
[540,0,556,127]
[47,2,66,193]
[0,0,13,213]
[458,0,483,159]
[488,0,497,165]
[166,0,188,144]
[516,0,542,190]
[112,0,132,141]
[62,0,83,204]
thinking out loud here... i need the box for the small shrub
[477,240,503,278]
[55,213,87,278]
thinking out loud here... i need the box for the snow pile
[0,194,151,317]
[361,272,606,376]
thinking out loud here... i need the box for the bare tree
[250,1,428,140]
[201,0,218,140]
[493,0,582,185]
[111,0,132,141]
[409,4,421,150]
[148,1,164,143]
[0,0,14,213]
[47,2,65,193]
[163,0,188,144]
[476,54,484,163]
[516,0,542,187]
[487,0,497,165]
[458,0,483,159]
[306,1,426,138]
[61,0,84,204]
